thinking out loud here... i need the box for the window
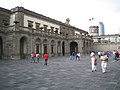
[28,20,33,27]
[51,45,54,53]
[43,25,48,32]
[50,26,54,33]
[35,22,40,30]
[55,28,58,34]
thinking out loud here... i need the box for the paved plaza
[0,55,120,90]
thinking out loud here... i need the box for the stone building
[89,25,120,52]
[93,34,120,52]
[89,26,99,36]
[0,6,93,59]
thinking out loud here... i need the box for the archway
[35,38,41,54]
[57,41,61,56]
[51,40,55,56]
[43,39,48,54]
[0,36,3,59]
[70,41,78,54]
[20,37,27,59]
[51,40,55,53]
[62,41,65,56]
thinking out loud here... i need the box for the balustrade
[0,25,92,40]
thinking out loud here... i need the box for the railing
[0,25,92,40]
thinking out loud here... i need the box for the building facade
[0,7,93,60]
[89,26,99,36]
[93,34,120,52]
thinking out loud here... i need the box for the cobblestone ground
[0,55,120,90]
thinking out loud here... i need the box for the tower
[88,18,99,36]
[89,26,99,36]
[99,22,105,35]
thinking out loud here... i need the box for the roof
[11,6,88,33]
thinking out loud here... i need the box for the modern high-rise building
[99,22,105,35]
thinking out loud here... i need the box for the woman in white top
[100,52,108,73]
[91,54,97,72]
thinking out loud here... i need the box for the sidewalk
[0,55,120,90]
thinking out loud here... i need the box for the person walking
[90,51,95,57]
[30,52,35,63]
[36,53,40,63]
[43,53,49,65]
[76,52,81,60]
[113,50,116,60]
[71,52,75,60]
[98,51,101,58]
[100,52,108,73]
[91,54,97,72]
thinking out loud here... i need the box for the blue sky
[0,0,120,34]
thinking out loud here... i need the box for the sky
[0,0,120,35]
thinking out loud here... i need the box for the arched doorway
[20,37,27,59]
[70,41,78,54]
[51,40,55,56]
[35,38,41,54]
[62,41,65,56]
[43,39,48,54]
[57,41,61,56]
[0,36,3,59]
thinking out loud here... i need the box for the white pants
[91,60,96,71]
[101,61,107,73]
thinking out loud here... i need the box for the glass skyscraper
[99,22,105,35]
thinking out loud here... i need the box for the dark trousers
[44,60,48,65]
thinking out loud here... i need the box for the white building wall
[24,14,60,33]
[10,14,15,25]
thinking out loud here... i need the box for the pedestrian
[91,54,97,72]
[106,51,110,58]
[43,53,49,65]
[36,53,40,63]
[76,52,80,60]
[90,51,95,57]
[113,50,116,60]
[30,52,35,63]
[100,52,108,73]
[70,52,75,60]
[115,51,119,61]
[98,51,101,58]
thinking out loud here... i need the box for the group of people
[30,52,49,65]
[70,52,81,60]
[90,51,109,73]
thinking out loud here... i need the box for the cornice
[10,6,88,33]
[0,7,11,14]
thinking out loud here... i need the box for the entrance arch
[57,41,61,56]
[43,39,48,54]
[35,38,41,54]
[70,41,78,53]
[20,37,27,59]
[62,41,65,56]
[51,40,55,53]
[0,36,3,59]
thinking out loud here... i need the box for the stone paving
[0,55,120,90]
